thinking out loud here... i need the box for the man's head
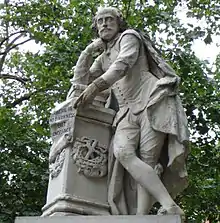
[92,7,127,41]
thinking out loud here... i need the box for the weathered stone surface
[15,215,182,223]
[42,6,189,217]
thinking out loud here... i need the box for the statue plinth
[15,215,183,223]
[42,84,115,216]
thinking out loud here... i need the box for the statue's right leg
[113,112,184,216]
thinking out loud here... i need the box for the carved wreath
[49,149,65,179]
[71,136,108,178]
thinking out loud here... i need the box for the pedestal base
[15,215,183,223]
[42,194,110,216]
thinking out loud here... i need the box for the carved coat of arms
[71,136,108,178]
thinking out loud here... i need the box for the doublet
[92,29,159,124]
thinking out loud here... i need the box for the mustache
[100,28,112,32]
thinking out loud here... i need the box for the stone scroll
[48,98,76,179]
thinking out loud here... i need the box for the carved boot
[157,205,185,216]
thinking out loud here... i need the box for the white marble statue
[72,7,190,216]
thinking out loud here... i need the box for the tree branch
[0,53,8,73]
[4,0,10,45]
[1,33,24,51]
[0,37,32,56]
[6,92,35,108]
[0,30,29,47]
[5,87,62,108]
[0,73,30,84]
[0,38,32,73]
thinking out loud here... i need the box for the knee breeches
[113,108,166,168]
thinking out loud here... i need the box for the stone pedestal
[42,85,115,216]
[15,215,183,223]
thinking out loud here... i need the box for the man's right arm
[72,39,104,85]
[88,55,104,83]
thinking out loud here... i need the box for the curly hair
[92,7,128,34]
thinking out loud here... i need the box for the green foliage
[0,0,219,222]
[0,108,48,223]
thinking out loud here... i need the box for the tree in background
[0,0,219,222]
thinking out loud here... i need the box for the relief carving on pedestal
[71,136,107,178]
[49,149,65,179]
